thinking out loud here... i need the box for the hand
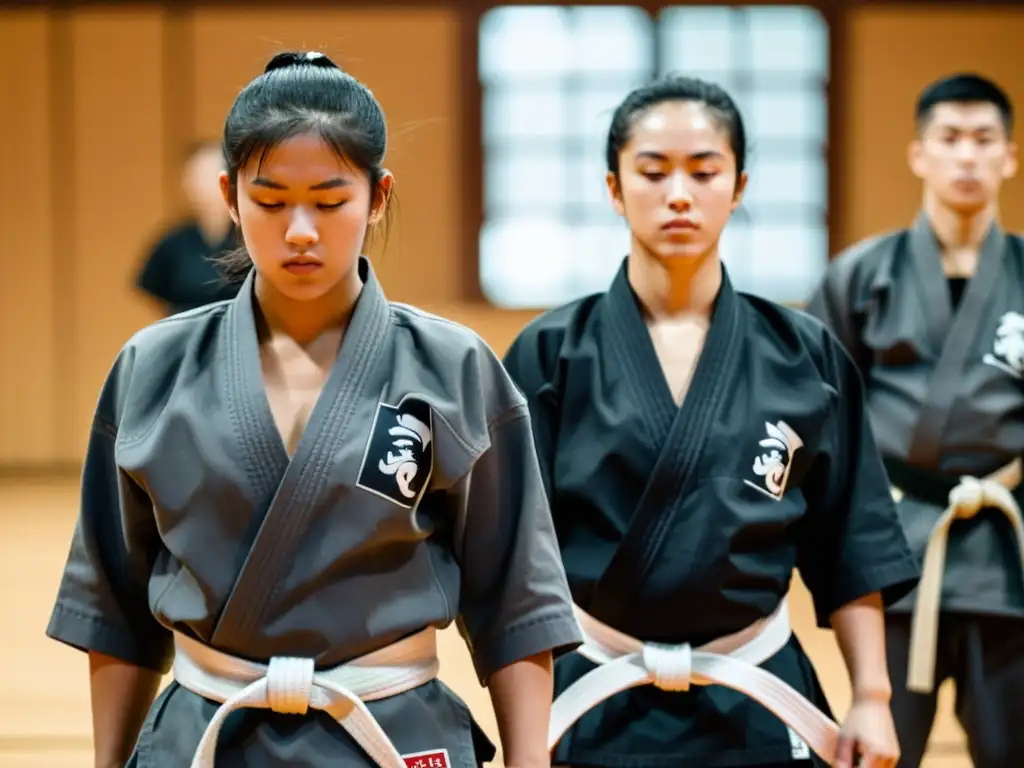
[835,698,900,768]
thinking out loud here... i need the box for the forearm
[89,650,162,768]
[829,591,892,703]
[487,651,554,768]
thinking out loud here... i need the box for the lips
[662,220,698,231]
[283,255,322,267]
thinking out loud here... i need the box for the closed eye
[254,201,348,211]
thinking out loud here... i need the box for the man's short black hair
[915,73,1014,136]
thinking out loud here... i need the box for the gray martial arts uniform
[46,256,582,767]
[806,213,1024,766]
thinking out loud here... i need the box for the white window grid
[478,4,830,308]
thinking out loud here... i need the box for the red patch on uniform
[402,749,450,768]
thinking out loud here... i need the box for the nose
[286,206,319,247]
[953,138,980,164]
[666,171,693,212]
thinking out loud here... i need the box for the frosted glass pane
[565,151,622,219]
[743,154,826,209]
[748,7,828,77]
[736,222,828,303]
[569,84,645,142]
[747,89,827,143]
[483,86,567,143]
[570,6,653,76]
[719,223,751,286]
[485,150,568,213]
[480,219,627,308]
[658,6,735,76]
[565,224,630,294]
[479,7,570,81]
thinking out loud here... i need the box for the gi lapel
[905,215,1007,469]
[212,257,393,650]
[602,261,676,454]
[588,265,743,627]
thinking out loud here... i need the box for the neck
[627,242,721,320]
[254,267,364,346]
[922,190,997,250]
[195,208,232,245]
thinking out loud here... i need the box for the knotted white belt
[901,457,1024,693]
[548,599,839,764]
[172,628,440,768]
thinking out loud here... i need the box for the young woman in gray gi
[46,51,582,768]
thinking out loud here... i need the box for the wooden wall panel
[188,7,461,304]
[843,6,1024,250]
[0,11,56,464]
[66,8,167,460]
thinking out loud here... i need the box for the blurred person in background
[136,140,242,315]
[807,72,1023,767]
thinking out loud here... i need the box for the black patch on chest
[741,419,806,501]
[356,396,434,509]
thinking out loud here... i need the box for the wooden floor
[0,477,970,767]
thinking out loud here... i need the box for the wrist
[851,683,892,704]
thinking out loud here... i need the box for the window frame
[473,2,836,308]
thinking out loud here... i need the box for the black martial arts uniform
[136,221,242,315]
[807,213,1024,766]
[504,258,919,768]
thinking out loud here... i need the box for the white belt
[902,459,1024,693]
[172,628,440,768]
[548,599,839,764]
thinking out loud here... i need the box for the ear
[218,171,240,226]
[1003,141,1019,180]
[907,139,927,180]
[730,171,748,213]
[369,170,395,226]
[606,171,626,218]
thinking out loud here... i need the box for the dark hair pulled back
[606,75,748,180]
[217,51,392,277]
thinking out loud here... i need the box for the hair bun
[264,51,339,74]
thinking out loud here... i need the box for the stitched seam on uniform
[239,303,392,634]
[226,307,271,500]
[431,407,483,458]
[835,552,918,600]
[49,604,166,661]
[53,602,131,630]
[227,321,258,492]
[486,402,528,433]
[493,608,577,639]
[605,315,667,453]
[635,297,741,585]
[236,307,280,497]
[474,608,577,661]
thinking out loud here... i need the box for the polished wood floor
[0,477,970,767]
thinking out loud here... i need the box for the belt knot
[642,643,692,691]
[266,656,316,715]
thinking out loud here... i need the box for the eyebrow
[251,177,351,190]
[635,150,725,162]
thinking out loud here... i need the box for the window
[478,5,829,308]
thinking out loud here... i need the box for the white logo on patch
[983,311,1024,379]
[356,396,434,509]
[744,420,804,501]
[377,412,432,499]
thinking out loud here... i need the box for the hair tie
[264,51,339,74]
